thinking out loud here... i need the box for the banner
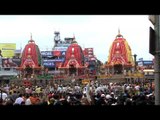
[139,58,143,61]
[138,61,143,66]
[12,58,21,67]
[41,51,53,57]
[143,61,153,65]
[43,61,55,68]
[53,51,61,57]
[2,58,19,67]
[56,43,70,47]
[54,47,68,51]
[61,51,66,56]
[43,59,64,62]
[0,43,16,58]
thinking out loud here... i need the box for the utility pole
[133,54,137,72]
[154,15,160,105]
[0,88,2,104]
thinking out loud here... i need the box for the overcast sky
[0,15,154,63]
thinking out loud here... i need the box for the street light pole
[154,15,160,105]
[133,54,137,72]
[0,88,2,104]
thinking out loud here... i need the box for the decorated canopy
[106,30,134,67]
[59,39,86,68]
[19,35,42,69]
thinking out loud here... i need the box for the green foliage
[37,74,53,80]
[36,45,42,66]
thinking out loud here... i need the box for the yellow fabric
[124,39,134,66]
[106,37,134,66]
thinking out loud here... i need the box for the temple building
[83,48,97,75]
[105,30,134,74]
[17,35,42,79]
[58,38,87,76]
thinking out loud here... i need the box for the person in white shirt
[0,92,8,101]
[14,94,24,105]
[25,94,32,105]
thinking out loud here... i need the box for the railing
[0,67,18,76]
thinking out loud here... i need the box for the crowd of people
[0,79,155,105]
